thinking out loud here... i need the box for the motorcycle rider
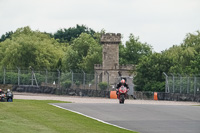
[6,89,13,102]
[0,89,5,102]
[116,79,129,95]
[6,89,11,94]
[0,89,4,94]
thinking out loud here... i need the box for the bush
[61,80,71,88]
[98,82,108,91]
[75,81,80,87]
[5,72,18,85]
[20,73,32,85]
[35,73,45,85]
[0,71,46,85]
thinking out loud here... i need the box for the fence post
[70,69,73,88]
[31,69,33,86]
[171,73,175,93]
[163,72,169,93]
[194,76,196,96]
[82,70,85,89]
[187,75,190,94]
[3,67,6,84]
[16,67,20,85]
[57,69,60,89]
[105,71,109,91]
[178,73,182,94]
[30,67,38,87]
[95,72,98,91]
[45,69,48,85]
[170,73,175,93]
[31,70,35,86]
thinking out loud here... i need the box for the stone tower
[101,33,120,70]
[94,33,133,88]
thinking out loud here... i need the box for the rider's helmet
[7,89,10,92]
[121,79,125,85]
[0,89,2,92]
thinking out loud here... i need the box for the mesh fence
[164,74,200,95]
[0,68,99,90]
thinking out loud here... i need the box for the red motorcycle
[117,86,128,104]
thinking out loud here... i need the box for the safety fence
[163,73,200,96]
[0,68,102,90]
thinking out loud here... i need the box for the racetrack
[53,103,200,133]
[14,92,200,133]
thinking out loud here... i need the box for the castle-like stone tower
[95,33,133,88]
[101,33,120,70]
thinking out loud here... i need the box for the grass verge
[0,100,137,133]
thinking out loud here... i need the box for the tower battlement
[94,64,102,70]
[101,33,121,44]
[119,64,134,70]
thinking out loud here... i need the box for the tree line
[0,25,199,92]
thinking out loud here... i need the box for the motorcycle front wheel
[119,95,125,104]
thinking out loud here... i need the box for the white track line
[50,104,134,132]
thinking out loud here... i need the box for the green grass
[0,100,137,133]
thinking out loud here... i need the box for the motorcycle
[117,86,128,104]
[0,93,6,102]
[6,91,13,102]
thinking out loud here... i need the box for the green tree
[134,53,173,92]
[181,31,200,48]
[164,46,196,74]
[119,34,152,65]
[181,31,200,73]
[134,30,200,92]
[62,33,102,73]
[54,24,96,43]
[0,31,13,42]
[0,26,64,70]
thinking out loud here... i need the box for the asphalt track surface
[53,103,200,133]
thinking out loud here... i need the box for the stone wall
[133,91,200,102]
[133,91,154,100]
[157,92,200,102]
[0,84,13,92]
[12,85,110,98]
[12,85,200,102]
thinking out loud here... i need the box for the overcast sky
[0,0,200,52]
